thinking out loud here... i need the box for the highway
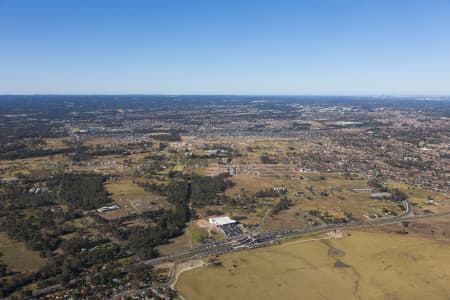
[144,200,449,269]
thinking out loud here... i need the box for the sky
[0,0,449,95]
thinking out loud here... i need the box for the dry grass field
[41,138,72,150]
[81,137,116,146]
[363,216,450,243]
[224,172,406,230]
[225,174,275,196]
[176,230,450,300]
[103,179,169,218]
[281,174,403,220]
[0,233,46,273]
[0,155,69,178]
[259,206,308,231]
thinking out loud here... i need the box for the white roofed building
[209,216,236,227]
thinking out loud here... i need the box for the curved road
[146,200,449,271]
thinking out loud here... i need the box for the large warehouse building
[209,216,236,227]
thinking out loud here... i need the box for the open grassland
[81,137,116,146]
[0,233,46,273]
[282,174,403,220]
[71,154,125,174]
[104,179,169,218]
[363,216,450,243]
[225,174,275,196]
[172,164,185,172]
[177,230,450,300]
[41,138,72,150]
[0,155,69,178]
[259,206,308,231]
[225,172,404,230]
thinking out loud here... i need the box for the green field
[176,231,450,300]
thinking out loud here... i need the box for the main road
[144,200,448,268]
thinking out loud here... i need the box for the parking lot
[220,223,243,237]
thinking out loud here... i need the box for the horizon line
[1,93,450,98]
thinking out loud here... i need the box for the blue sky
[0,0,449,95]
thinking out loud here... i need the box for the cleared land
[104,179,168,218]
[176,230,450,300]
[0,233,46,273]
[224,172,406,231]
[156,219,225,255]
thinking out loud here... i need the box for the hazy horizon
[1,94,450,98]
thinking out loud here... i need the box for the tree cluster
[271,197,293,215]
[190,174,234,207]
[60,173,109,210]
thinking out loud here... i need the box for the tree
[60,173,109,210]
